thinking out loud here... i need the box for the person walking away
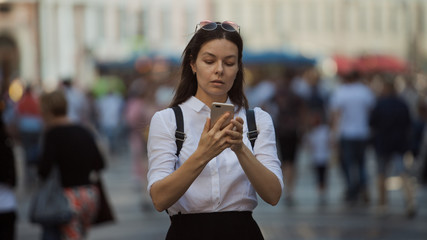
[124,84,159,210]
[96,90,124,156]
[274,72,306,206]
[15,85,43,187]
[147,20,283,239]
[0,101,17,240]
[37,90,105,240]
[329,71,376,205]
[60,78,90,125]
[304,110,331,205]
[369,74,416,218]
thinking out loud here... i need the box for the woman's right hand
[195,112,234,163]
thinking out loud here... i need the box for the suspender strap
[172,106,185,156]
[246,109,258,149]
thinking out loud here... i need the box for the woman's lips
[211,80,225,85]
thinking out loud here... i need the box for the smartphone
[210,102,234,129]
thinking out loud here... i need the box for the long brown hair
[169,22,248,110]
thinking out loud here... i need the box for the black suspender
[245,109,258,149]
[172,106,258,157]
[172,106,186,156]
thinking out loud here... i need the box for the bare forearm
[150,151,207,212]
[234,146,282,205]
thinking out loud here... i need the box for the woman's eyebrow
[201,52,237,59]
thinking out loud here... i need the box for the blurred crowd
[1,60,427,238]
[246,65,427,218]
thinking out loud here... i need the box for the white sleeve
[253,107,284,190]
[146,109,178,193]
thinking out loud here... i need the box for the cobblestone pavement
[15,146,427,240]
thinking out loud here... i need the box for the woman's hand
[195,113,234,163]
[226,117,245,152]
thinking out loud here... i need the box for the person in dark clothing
[37,90,105,240]
[0,100,17,240]
[369,74,416,218]
[275,75,307,205]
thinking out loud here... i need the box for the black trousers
[0,211,16,240]
[166,211,264,240]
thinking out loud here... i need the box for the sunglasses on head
[195,20,240,33]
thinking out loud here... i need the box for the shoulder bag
[29,167,73,225]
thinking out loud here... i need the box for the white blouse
[147,96,283,216]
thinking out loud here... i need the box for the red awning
[333,54,408,76]
[354,55,408,74]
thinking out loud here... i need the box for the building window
[253,2,264,34]
[161,9,171,41]
[308,3,317,31]
[137,10,146,36]
[291,1,301,31]
[118,8,127,40]
[185,10,195,36]
[339,4,348,33]
[326,3,334,32]
[358,5,367,33]
[274,2,285,34]
[389,6,398,34]
[97,6,105,40]
[418,6,424,34]
[373,5,382,34]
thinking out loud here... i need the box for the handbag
[92,176,115,225]
[29,167,73,225]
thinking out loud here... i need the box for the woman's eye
[204,60,214,64]
[225,62,235,66]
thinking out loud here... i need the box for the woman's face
[191,38,239,105]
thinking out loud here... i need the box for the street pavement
[14,145,427,240]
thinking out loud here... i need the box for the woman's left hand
[226,117,244,152]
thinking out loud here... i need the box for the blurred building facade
[0,0,39,96]
[215,0,426,62]
[0,0,426,93]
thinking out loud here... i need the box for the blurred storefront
[0,0,39,96]
[0,0,425,94]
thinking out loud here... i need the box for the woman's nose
[215,62,224,76]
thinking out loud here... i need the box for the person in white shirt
[329,71,376,204]
[147,20,283,240]
[304,110,331,204]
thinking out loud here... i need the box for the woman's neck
[195,93,228,109]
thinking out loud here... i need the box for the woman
[147,20,283,239]
[37,90,105,240]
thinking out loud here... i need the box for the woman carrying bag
[37,90,105,240]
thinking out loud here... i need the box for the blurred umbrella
[355,55,408,74]
[243,51,316,67]
[333,55,357,76]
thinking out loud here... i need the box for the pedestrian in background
[60,78,89,125]
[37,90,105,240]
[96,89,124,155]
[147,20,283,239]
[329,71,376,205]
[14,85,43,186]
[369,74,416,218]
[0,100,17,240]
[124,79,159,210]
[274,72,306,206]
[304,109,332,205]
